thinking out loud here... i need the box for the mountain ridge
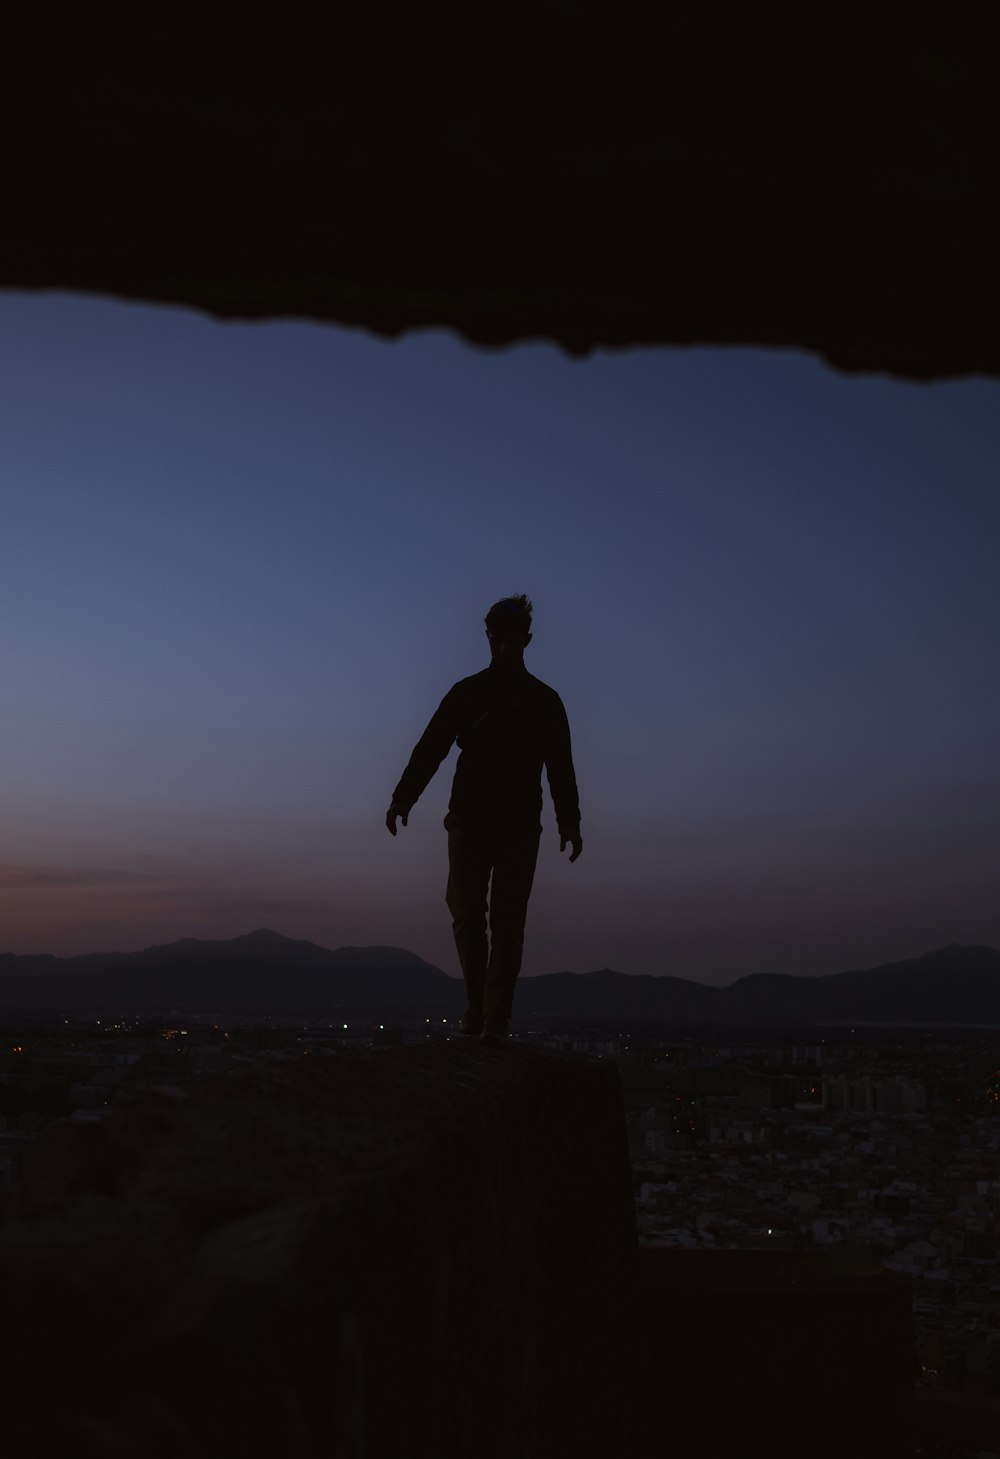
[2,931,1000,1022]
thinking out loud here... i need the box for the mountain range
[2,930,1000,1024]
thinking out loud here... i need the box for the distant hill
[513,969,720,1020]
[0,929,453,1017]
[1,931,999,1024]
[513,944,1000,1024]
[721,943,1000,1025]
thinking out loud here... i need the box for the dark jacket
[392,663,581,835]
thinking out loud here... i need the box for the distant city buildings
[822,1074,927,1114]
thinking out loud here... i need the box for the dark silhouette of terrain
[2,931,999,1023]
[2,16,997,381]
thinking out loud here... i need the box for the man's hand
[560,832,583,864]
[386,802,409,836]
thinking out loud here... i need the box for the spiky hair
[484,594,533,639]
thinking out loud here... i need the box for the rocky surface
[1,1043,638,1457]
[636,1249,914,1457]
[2,16,997,379]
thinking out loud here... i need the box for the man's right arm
[386,686,460,833]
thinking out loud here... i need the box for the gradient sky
[1,290,998,982]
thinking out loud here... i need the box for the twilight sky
[1,290,998,983]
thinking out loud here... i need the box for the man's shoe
[480,1021,509,1047]
[460,1008,484,1037]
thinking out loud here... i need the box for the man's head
[485,594,533,665]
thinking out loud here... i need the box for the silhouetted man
[386,595,582,1046]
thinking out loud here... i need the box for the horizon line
[2,927,994,987]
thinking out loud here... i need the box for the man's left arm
[545,695,582,863]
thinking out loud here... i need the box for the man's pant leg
[445,815,494,1015]
[484,824,541,1027]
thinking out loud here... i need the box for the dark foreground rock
[3,17,998,381]
[636,1248,914,1458]
[1,1044,637,1458]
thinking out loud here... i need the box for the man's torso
[448,667,561,830]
